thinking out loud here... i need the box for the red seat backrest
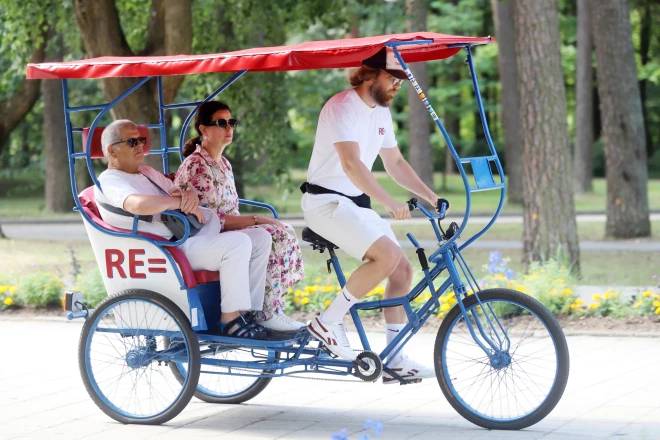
[81,125,151,159]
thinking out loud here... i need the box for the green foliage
[2,0,660,189]
[0,274,18,310]
[16,271,64,308]
[634,289,660,316]
[75,269,107,307]
[481,257,579,315]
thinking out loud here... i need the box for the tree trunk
[0,223,5,239]
[73,0,192,171]
[406,0,434,194]
[491,0,523,205]
[0,36,46,156]
[638,0,652,160]
[44,32,74,213]
[573,0,594,194]
[591,0,650,238]
[512,0,580,272]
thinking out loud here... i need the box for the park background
[0,0,658,324]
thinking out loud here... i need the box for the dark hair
[182,100,232,157]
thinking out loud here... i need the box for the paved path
[2,222,659,251]
[1,318,659,440]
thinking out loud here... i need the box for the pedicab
[26,32,569,430]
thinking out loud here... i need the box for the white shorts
[303,197,399,261]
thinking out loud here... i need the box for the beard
[369,81,397,107]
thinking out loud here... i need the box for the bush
[0,277,18,310]
[585,290,632,318]
[481,253,579,315]
[74,268,107,307]
[16,272,64,308]
[633,289,660,316]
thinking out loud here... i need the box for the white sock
[321,287,358,323]
[386,323,407,364]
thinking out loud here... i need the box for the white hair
[101,119,137,158]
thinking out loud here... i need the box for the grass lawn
[2,172,659,219]
[389,220,660,242]
[1,236,657,288]
[243,171,660,216]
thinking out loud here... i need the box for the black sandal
[219,316,267,340]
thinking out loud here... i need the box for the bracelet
[253,215,258,225]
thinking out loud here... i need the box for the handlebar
[406,198,450,221]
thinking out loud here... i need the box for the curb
[2,314,658,338]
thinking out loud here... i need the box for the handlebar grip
[437,198,450,217]
[407,197,417,212]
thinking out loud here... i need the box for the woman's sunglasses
[210,118,238,129]
[109,137,148,148]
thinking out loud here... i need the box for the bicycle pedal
[400,378,423,385]
[321,346,338,358]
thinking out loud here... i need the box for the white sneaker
[382,355,435,384]
[258,313,305,332]
[307,313,356,361]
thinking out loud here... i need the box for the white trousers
[180,213,271,313]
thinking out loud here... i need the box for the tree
[591,0,650,238]
[491,0,523,205]
[405,0,434,193]
[637,0,653,161]
[511,0,580,271]
[73,0,192,171]
[573,0,594,194]
[44,31,73,212]
[0,40,46,156]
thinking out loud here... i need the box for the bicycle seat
[302,227,338,250]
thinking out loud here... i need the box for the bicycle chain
[218,365,369,383]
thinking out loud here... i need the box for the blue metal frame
[65,40,510,377]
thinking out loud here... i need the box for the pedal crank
[353,350,382,382]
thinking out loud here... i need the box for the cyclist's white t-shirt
[302,89,397,211]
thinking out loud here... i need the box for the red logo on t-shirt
[378,128,386,135]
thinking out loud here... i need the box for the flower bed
[2,249,658,321]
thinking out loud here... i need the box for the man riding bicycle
[302,48,446,383]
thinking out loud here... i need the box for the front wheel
[434,288,569,430]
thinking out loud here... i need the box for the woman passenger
[175,101,305,333]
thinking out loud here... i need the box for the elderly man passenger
[93,119,272,340]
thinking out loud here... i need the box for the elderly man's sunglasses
[209,118,238,129]
[109,137,148,148]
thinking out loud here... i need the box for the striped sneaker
[382,355,435,384]
[307,313,356,361]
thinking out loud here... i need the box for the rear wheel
[167,339,274,404]
[434,288,569,430]
[79,290,200,425]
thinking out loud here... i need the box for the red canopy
[26,32,491,80]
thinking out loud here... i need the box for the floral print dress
[175,146,304,320]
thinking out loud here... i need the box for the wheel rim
[84,298,192,420]
[174,345,267,398]
[441,298,560,423]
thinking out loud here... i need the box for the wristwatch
[253,215,258,225]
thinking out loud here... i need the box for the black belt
[300,182,371,209]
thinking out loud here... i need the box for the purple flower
[331,429,348,440]
[653,275,658,280]
[364,420,383,437]
[505,269,516,280]
[489,251,502,265]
